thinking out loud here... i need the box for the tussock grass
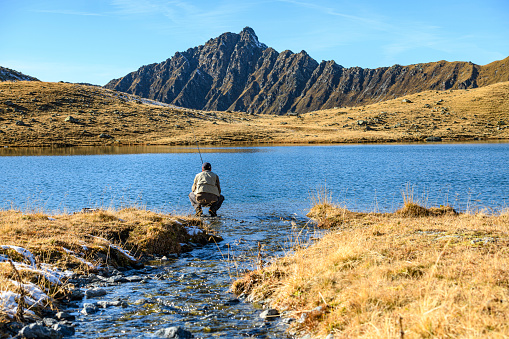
[232,202,509,338]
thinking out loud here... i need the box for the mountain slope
[0,66,39,82]
[105,27,509,115]
[1,80,508,148]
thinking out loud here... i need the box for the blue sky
[1,0,508,85]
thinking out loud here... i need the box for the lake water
[1,143,508,338]
[1,143,508,214]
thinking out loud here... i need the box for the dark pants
[189,192,224,213]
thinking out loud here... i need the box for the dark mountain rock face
[0,67,39,82]
[105,27,509,114]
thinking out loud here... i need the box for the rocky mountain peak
[104,29,509,115]
[239,26,267,49]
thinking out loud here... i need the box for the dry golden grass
[0,208,220,324]
[233,203,509,338]
[0,80,508,147]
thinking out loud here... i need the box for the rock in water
[18,323,63,339]
[154,326,193,338]
[259,308,280,320]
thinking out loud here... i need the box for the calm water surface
[0,143,508,338]
[1,143,508,214]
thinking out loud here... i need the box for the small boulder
[99,133,113,139]
[401,99,412,103]
[81,303,99,315]
[52,323,75,337]
[64,116,79,123]
[55,311,75,321]
[259,308,280,320]
[84,288,107,298]
[18,323,63,339]
[154,326,193,339]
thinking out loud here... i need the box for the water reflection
[0,145,265,157]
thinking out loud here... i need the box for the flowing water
[1,143,508,338]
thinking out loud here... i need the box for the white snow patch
[61,247,96,268]
[10,280,49,305]
[89,236,137,262]
[0,245,36,267]
[0,291,36,318]
[186,227,203,236]
[109,244,137,262]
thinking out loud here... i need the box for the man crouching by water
[189,162,224,217]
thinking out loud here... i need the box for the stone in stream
[18,323,63,339]
[97,300,128,308]
[259,308,280,320]
[84,287,107,298]
[68,289,84,301]
[52,323,76,337]
[80,303,99,315]
[55,312,76,321]
[125,275,144,282]
[153,326,193,338]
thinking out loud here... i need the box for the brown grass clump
[232,203,509,338]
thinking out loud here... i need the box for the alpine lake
[1,142,508,338]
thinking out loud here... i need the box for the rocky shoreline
[0,208,224,338]
[3,251,218,338]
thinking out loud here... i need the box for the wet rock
[99,133,113,139]
[52,323,75,337]
[5,321,23,335]
[260,308,279,320]
[425,136,442,142]
[107,275,128,284]
[179,273,200,280]
[84,288,107,298]
[81,303,99,315]
[15,120,26,126]
[97,300,128,308]
[223,298,240,306]
[42,318,58,327]
[65,289,84,301]
[125,275,144,282]
[55,312,75,322]
[18,323,63,339]
[154,326,193,338]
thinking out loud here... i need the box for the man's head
[202,162,211,171]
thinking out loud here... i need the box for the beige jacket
[192,170,221,197]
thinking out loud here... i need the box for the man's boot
[195,207,203,217]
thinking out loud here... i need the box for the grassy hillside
[0,81,508,147]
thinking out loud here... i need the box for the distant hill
[0,66,39,82]
[0,80,508,148]
[104,27,509,115]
